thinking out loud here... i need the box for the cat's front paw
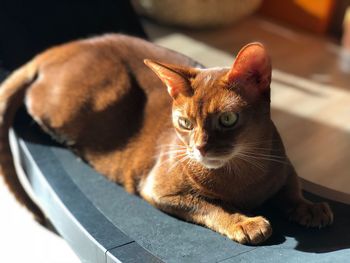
[288,202,333,228]
[227,216,272,245]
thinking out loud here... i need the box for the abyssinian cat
[0,34,333,244]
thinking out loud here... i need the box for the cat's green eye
[219,112,238,128]
[178,117,193,130]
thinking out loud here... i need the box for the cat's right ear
[144,59,196,99]
[227,43,271,101]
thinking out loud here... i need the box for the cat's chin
[199,158,227,169]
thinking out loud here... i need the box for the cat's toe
[288,202,333,228]
[228,216,272,245]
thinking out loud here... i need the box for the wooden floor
[145,16,350,204]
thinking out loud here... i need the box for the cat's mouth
[192,152,232,169]
[190,147,242,169]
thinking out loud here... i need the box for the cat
[0,34,333,244]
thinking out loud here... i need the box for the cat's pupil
[219,112,238,128]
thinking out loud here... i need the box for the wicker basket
[132,0,262,28]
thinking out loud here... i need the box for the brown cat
[0,34,333,244]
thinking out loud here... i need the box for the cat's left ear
[227,43,271,100]
[144,59,197,99]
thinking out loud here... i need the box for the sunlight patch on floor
[272,70,350,132]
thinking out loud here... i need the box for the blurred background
[0,0,349,262]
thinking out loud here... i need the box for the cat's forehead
[193,67,229,88]
[174,68,246,116]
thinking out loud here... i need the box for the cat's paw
[227,216,272,245]
[288,202,333,228]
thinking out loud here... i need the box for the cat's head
[145,43,272,169]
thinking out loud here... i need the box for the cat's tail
[0,61,45,223]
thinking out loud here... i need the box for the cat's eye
[178,117,193,130]
[219,112,238,128]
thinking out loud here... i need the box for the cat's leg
[151,194,272,245]
[271,166,333,228]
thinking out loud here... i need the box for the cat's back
[80,34,199,91]
[35,34,197,86]
[28,34,198,117]
[24,34,196,183]
[27,33,196,129]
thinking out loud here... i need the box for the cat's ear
[144,59,197,99]
[227,43,271,100]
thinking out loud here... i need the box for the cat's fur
[0,34,333,244]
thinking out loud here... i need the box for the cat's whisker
[232,139,279,148]
[230,160,242,175]
[156,150,187,158]
[155,148,187,157]
[235,154,267,172]
[238,145,275,150]
[240,151,285,160]
[239,151,286,161]
[167,154,190,173]
[254,157,289,165]
[225,161,235,175]
[158,147,187,151]
[236,155,264,170]
[157,144,187,149]
[237,152,289,166]
[155,147,190,170]
[244,149,284,155]
[157,154,182,167]
[227,160,237,174]
[184,157,201,173]
[157,152,188,167]
[187,158,195,169]
[158,149,186,153]
[157,158,172,168]
[236,152,266,166]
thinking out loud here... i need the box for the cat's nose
[196,144,207,157]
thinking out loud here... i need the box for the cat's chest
[139,155,164,205]
[227,169,286,209]
[139,153,187,206]
[139,154,287,211]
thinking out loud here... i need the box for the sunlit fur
[0,35,333,244]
